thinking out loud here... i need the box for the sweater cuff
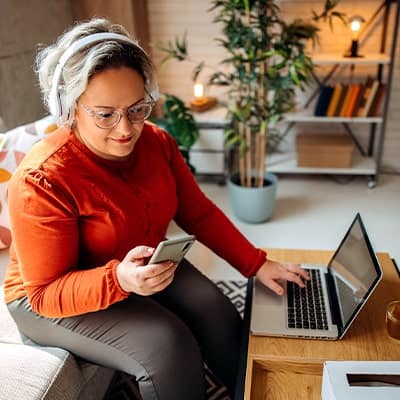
[245,248,267,277]
[109,259,131,297]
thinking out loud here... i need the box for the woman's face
[74,66,147,160]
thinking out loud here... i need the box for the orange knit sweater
[3,122,266,317]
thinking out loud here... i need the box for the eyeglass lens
[95,104,153,128]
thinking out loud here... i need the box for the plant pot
[227,172,278,223]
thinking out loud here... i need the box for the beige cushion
[0,343,82,399]
[0,281,23,343]
[0,286,114,399]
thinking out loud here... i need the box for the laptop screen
[328,214,382,334]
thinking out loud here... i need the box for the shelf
[272,2,398,187]
[311,53,391,65]
[285,111,383,124]
[266,152,376,175]
[192,106,227,126]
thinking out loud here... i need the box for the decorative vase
[227,172,278,223]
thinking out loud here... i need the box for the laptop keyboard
[287,269,329,330]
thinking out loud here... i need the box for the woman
[3,18,308,400]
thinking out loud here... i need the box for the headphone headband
[49,32,158,122]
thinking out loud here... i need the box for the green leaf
[157,93,200,150]
[192,62,205,83]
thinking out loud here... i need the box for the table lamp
[345,15,365,58]
[189,82,217,112]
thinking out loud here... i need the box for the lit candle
[194,83,204,98]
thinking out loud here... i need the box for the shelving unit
[267,1,400,188]
[191,106,228,184]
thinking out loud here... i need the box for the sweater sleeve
[8,168,129,318]
[165,135,267,277]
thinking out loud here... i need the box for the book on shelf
[351,84,367,117]
[333,84,348,116]
[356,77,375,117]
[359,80,380,118]
[343,83,362,117]
[368,83,387,117]
[314,85,334,116]
[326,83,343,117]
[339,84,357,117]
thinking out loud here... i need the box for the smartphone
[148,235,196,264]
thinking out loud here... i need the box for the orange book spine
[351,84,366,117]
[344,84,361,117]
[326,84,343,117]
[334,85,348,116]
[339,84,356,117]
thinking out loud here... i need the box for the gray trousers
[7,259,242,400]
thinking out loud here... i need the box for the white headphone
[48,32,159,122]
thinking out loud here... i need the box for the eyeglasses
[80,100,154,129]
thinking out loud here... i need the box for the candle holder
[190,96,217,112]
[189,83,217,112]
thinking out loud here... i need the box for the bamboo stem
[245,124,252,187]
[245,7,252,187]
[238,121,245,186]
[255,133,261,186]
[259,59,267,187]
[258,125,266,187]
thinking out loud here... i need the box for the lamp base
[344,53,364,58]
[344,39,364,58]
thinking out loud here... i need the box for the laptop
[250,213,382,340]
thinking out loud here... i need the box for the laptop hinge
[325,269,343,333]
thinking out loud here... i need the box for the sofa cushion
[0,342,115,400]
[0,289,112,399]
[0,285,114,399]
[0,343,82,399]
[0,115,57,249]
[0,281,23,343]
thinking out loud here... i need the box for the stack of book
[314,78,386,118]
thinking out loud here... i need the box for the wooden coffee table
[235,249,400,400]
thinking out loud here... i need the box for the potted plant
[152,93,200,173]
[157,0,345,222]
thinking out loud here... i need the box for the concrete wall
[0,0,150,131]
[0,1,73,130]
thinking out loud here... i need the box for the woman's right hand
[116,246,178,295]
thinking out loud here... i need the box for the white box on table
[322,361,400,400]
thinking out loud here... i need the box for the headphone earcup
[49,86,69,122]
[57,88,70,122]
[48,85,61,118]
[150,82,159,102]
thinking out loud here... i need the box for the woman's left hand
[256,259,310,296]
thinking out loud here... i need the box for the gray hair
[35,18,155,125]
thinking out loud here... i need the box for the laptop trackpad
[254,278,284,306]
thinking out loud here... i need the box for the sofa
[0,117,115,400]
